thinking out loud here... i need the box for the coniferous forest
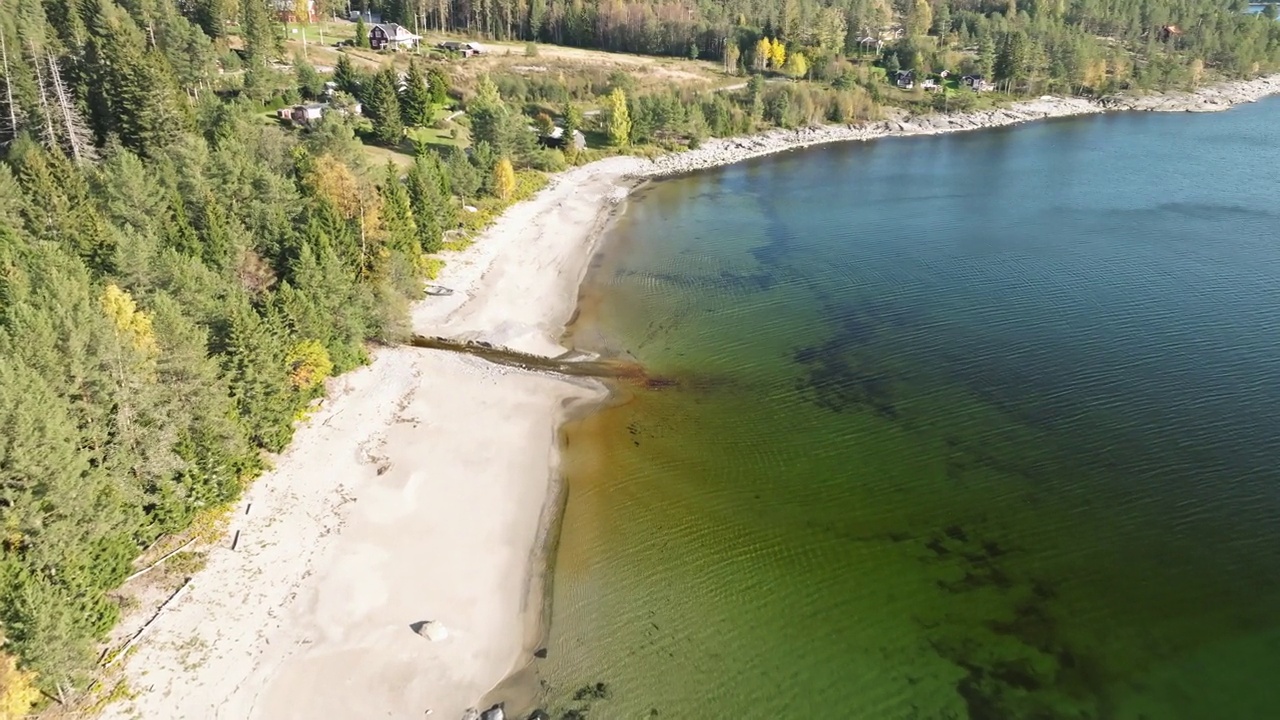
[0,0,488,707]
[367,0,1280,88]
[1,0,1278,713]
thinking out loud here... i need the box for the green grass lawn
[359,118,469,168]
[407,124,467,149]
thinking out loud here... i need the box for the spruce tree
[467,75,510,154]
[296,56,325,99]
[354,16,370,48]
[427,67,450,106]
[83,3,190,157]
[445,146,480,200]
[162,188,200,256]
[240,0,275,96]
[334,54,362,95]
[405,155,444,253]
[400,59,433,127]
[222,301,298,452]
[379,162,419,257]
[364,69,404,146]
[10,141,116,273]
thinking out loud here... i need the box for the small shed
[892,70,915,89]
[438,40,485,57]
[538,126,586,151]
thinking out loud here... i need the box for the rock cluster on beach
[1102,73,1280,112]
[643,73,1280,178]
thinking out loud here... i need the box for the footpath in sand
[102,75,1280,720]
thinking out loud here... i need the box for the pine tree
[190,0,230,39]
[907,0,934,38]
[274,232,374,371]
[933,2,953,39]
[979,33,997,77]
[400,59,433,127]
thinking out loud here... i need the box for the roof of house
[373,23,421,41]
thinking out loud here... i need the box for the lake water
[535,100,1280,719]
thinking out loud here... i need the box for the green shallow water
[535,101,1280,719]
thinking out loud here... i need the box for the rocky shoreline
[644,73,1280,177]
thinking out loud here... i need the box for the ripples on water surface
[537,100,1280,719]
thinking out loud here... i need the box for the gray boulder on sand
[414,620,449,641]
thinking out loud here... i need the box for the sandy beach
[103,159,642,720]
[102,77,1280,720]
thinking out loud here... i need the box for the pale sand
[104,159,643,720]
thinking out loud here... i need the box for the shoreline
[646,73,1280,176]
[102,74,1280,720]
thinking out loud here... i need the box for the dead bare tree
[0,29,22,144]
[45,51,94,162]
[28,39,59,150]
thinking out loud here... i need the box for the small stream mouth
[407,336,677,389]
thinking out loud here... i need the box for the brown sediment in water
[405,335,681,390]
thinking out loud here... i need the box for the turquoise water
[536,101,1280,719]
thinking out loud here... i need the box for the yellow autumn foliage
[101,284,158,355]
[754,37,771,71]
[286,339,334,392]
[784,52,808,79]
[306,154,364,220]
[0,649,39,720]
[769,38,787,70]
[493,157,516,201]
